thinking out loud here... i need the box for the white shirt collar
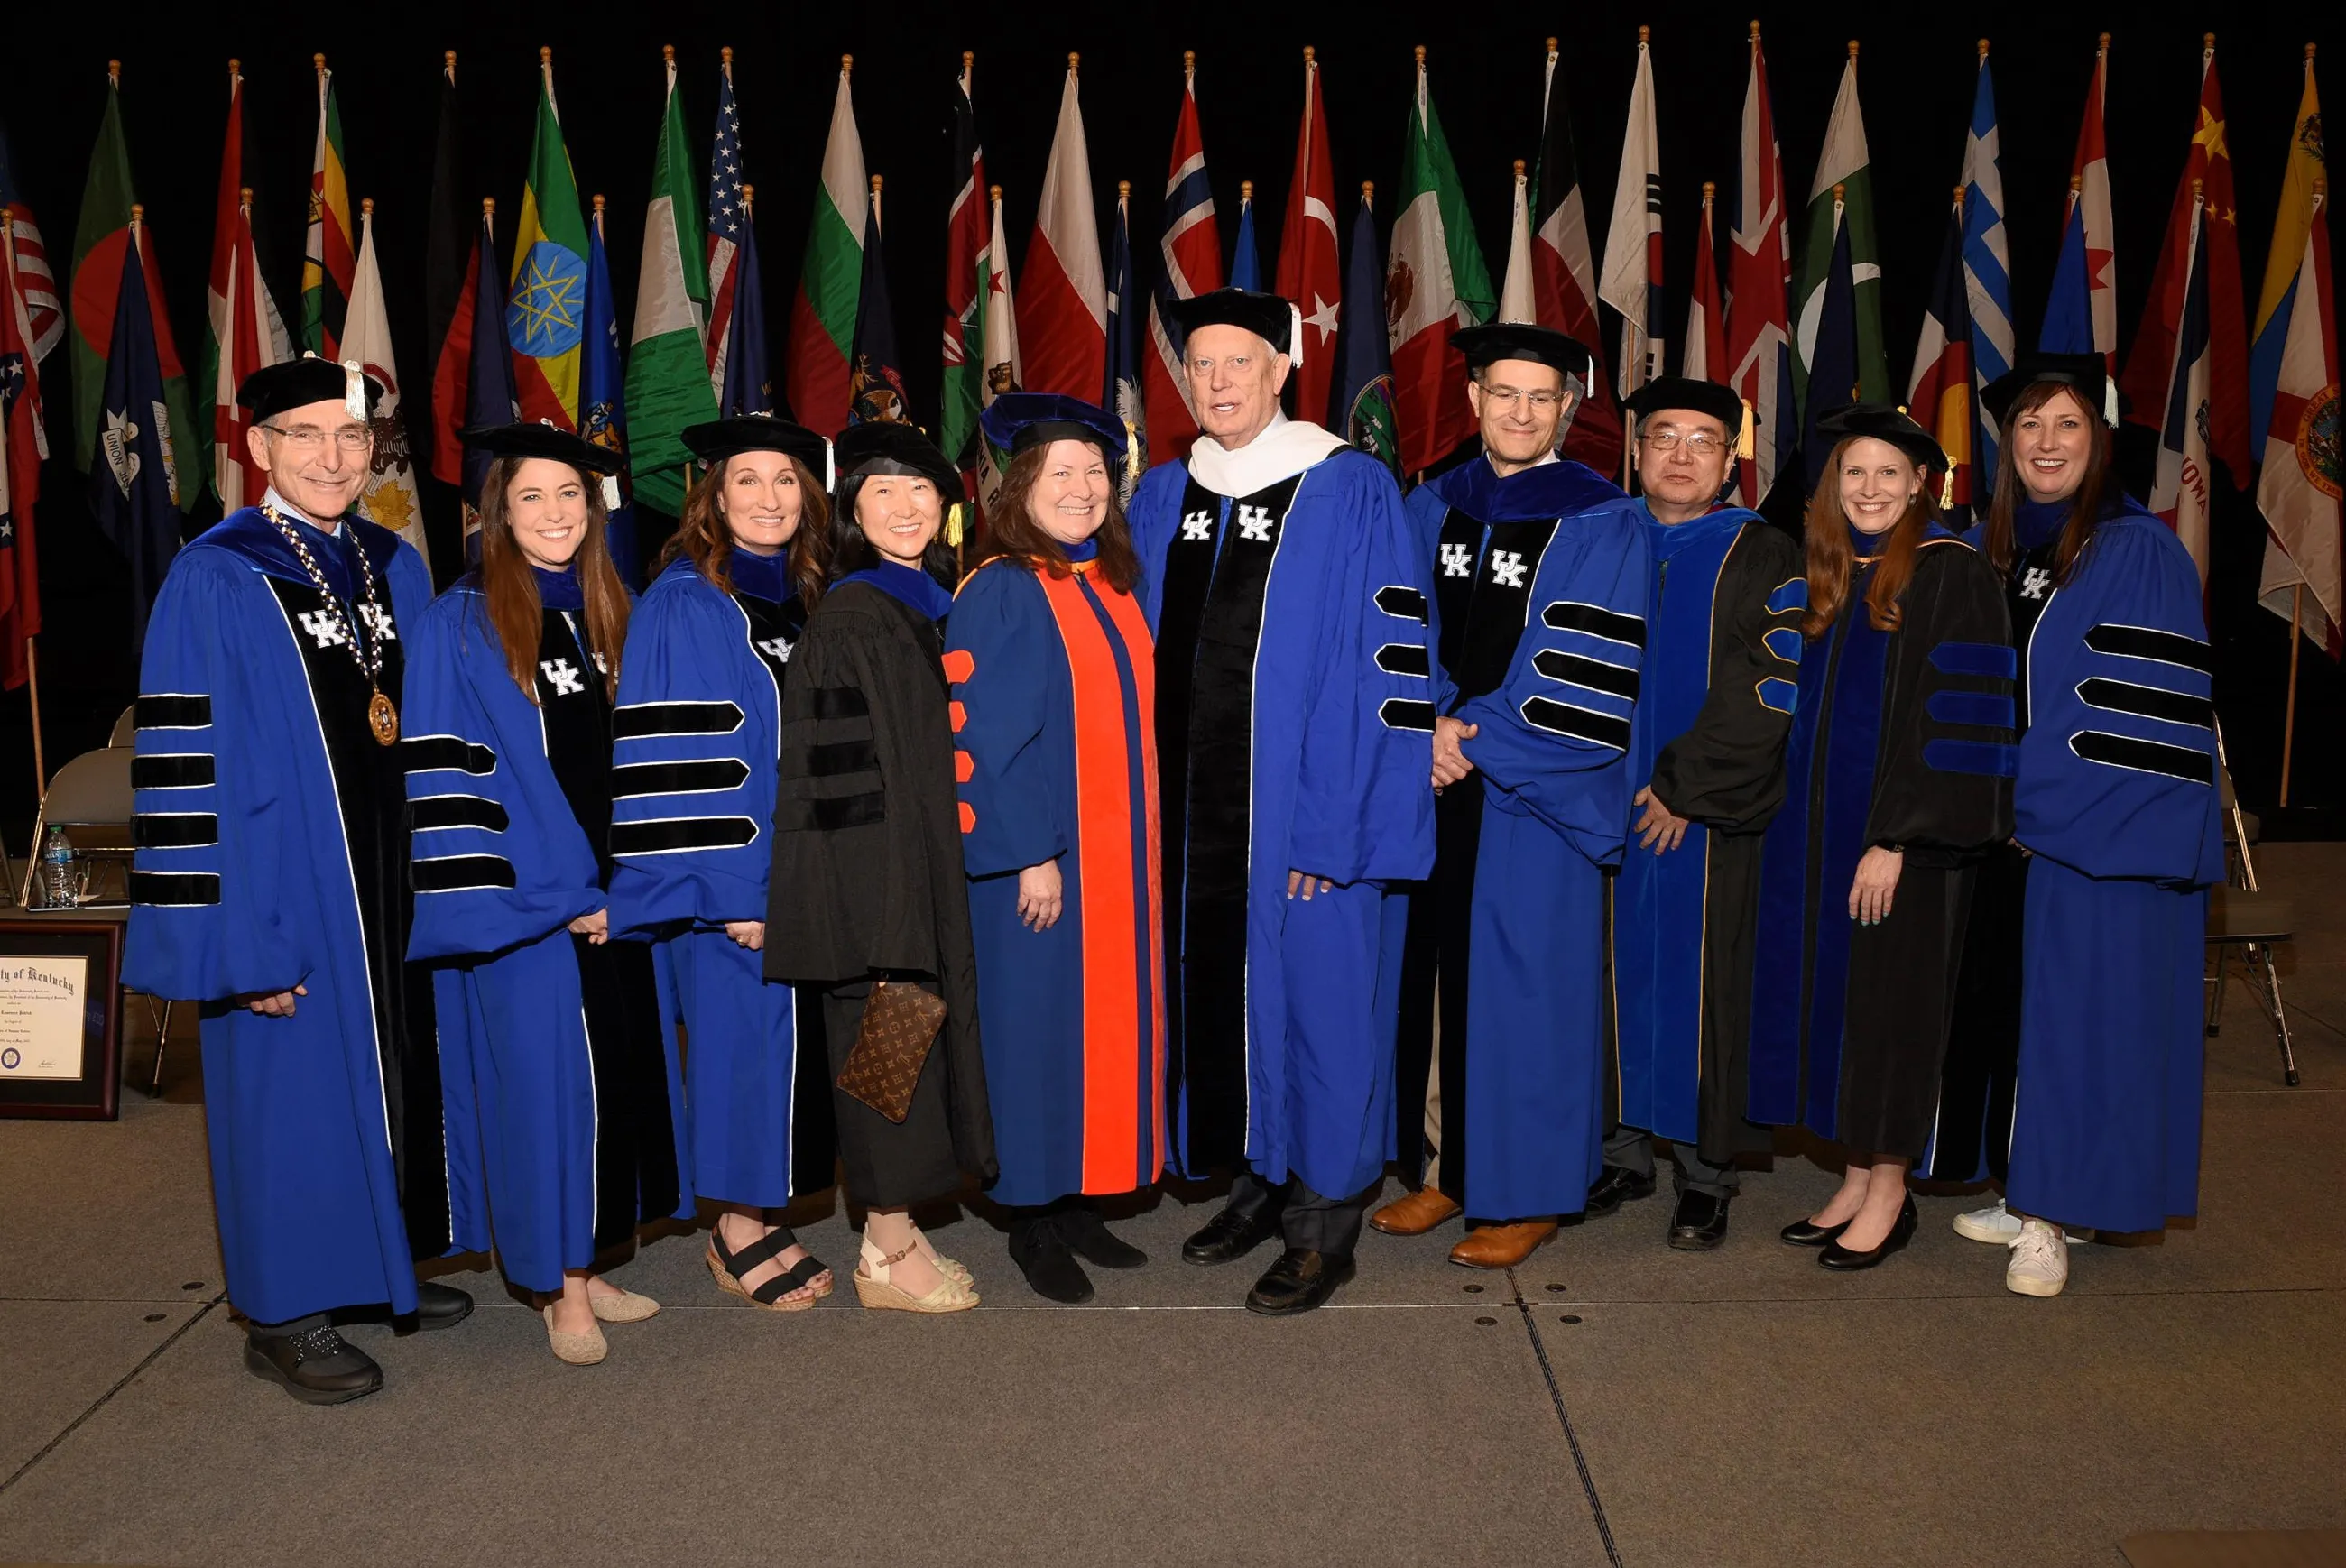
[1485,449,1561,477]
[262,487,343,536]
[1186,411,1351,497]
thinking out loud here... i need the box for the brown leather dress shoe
[1448,1219,1559,1268]
[1369,1185,1463,1236]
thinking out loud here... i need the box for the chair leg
[147,998,172,1096]
[2258,945,2302,1089]
[2206,945,2231,1037]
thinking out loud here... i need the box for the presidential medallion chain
[261,503,401,745]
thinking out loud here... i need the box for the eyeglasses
[1639,429,1726,455]
[1481,385,1566,411]
[262,423,374,454]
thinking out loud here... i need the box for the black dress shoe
[1667,1189,1733,1251]
[1057,1204,1149,1269]
[1182,1201,1283,1267]
[1779,1215,1852,1248]
[1819,1195,1918,1271]
[1244,1248,1355,1316]
[244,1326,383,1406]
[1585,1165,1658,1219]
[1008,1214,1095,1304]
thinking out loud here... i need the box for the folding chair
[2204,723,2300,1086]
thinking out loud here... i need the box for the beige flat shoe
[542,1303,608,1365]
[587,1287,660,1324]
[852,1235,977,1314]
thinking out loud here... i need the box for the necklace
[262,503,400,745]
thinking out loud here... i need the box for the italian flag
[784,58,864,437]
[1386,51,1492,475]
[625,51,717,515]
[506,49,588,429]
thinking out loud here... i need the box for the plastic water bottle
[40,826,76,909]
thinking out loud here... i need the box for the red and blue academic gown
[1389,454,1643,1217]
[945,543,1165,1208]
[2000,505,2221,1233]
[403,568,691,1293]
[125,503,452,1326]
[608,549,835,1210]
[1129,423,1436,1204]
[1611,501,1806,1165]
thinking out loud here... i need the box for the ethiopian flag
[507,49,588,429]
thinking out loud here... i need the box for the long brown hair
[1976,382,2115,586]
[1802,437,1940,637]
[476,455,631,701]
[974,441,1140,593]
[659,452,832,606]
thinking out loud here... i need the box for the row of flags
[0,34,2336,688]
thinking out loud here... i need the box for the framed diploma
[0,918,124,1121]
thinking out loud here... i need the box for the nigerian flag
[625,51,717,515]
[1792,46,1888,410]
[507,49,589,429]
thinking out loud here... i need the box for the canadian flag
[1020,55,1105,399]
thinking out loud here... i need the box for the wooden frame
[0,918,125,1121]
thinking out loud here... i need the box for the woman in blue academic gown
[610,416,838,1312]
[947,394,1162,1303]
[1746,406,2014,1270]
[1944,355,2221,1297]
[405,425,691,1364]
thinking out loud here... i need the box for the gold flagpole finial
[741,183,755,215]
[841,54,853,76]
[107,60,121,85]
[1241,180,1254,204]
[963,51,974,70]
[239,186,254,211]
[1847,40,1860,60]
[1118,180,1131,198]
[1414,45,1427,67]
[361,196,374,218]
[1184,50,1195,71]
[661,44,674,67]
[1305,45,1317,65]
[1068,52,1080,72]
[1976,39,1989,60]
[1515,160,1528,180]
[1361,180,1374,210]
[1750,20,1761,42]
[721,45,734,69]
[539,45,551,68]
[989,184,1002,202]
[314,52,328,72]
[1639,25,1651,45]
[1833,183,1847,202]
[445,50,457,74]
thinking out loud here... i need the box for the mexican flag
[625,51,716,516]
[1386,51,1492,475]
[300,55,356,357]
[1792,46,1888,411]
[784,58,864,437]
[506,49,589,429]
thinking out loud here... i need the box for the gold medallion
[369,690,400,746]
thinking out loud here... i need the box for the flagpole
[2281,585,2304,807]
[25,635,44,799]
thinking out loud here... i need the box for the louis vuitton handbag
[835,979,947,1122]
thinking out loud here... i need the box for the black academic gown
[763,574,997,1206]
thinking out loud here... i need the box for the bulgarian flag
[785,56,864,437]
[506,48,589,430]
[625,46,718,515]
[300,53,356,358]
[1386,46,1494,475]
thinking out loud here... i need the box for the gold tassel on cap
[1737,398,1755,461]
[1941,466,1956,511]
[945,503,966,549]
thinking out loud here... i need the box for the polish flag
[1020,55,1105,400]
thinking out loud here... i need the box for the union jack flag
[0,126,60,364]
[705,51,747,395]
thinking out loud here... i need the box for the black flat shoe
[1244,1248,1355,1316]
[1182,1201,1283,1267]
[1585,1165,1658,1219]
[1009,1214,1095,1304]
[1058,1204,1148,1269]
[1779,1215,1852,1248]
[1818,1196,1919,1271]
[244,1326,383,1406]
[1667,1189,1732,1251]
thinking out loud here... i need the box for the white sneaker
[1953,1199,2020,1242]
[2005,1219,2068,1297]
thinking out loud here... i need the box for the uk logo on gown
[1441,543,1473,578]
[1491,550,1528,588]
[2020,567,2053,600]
[540,658,585,696]
[1181,511,1214,541]
[1236,504,1275,541]
[300,610,352,649]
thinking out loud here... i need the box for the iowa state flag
[506,49,589,430]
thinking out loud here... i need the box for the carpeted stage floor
[5,847,2345,1567]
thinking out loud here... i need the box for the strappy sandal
[853,1233,978,1314]
[707,1223,834,1312]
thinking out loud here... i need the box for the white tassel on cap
[341,359,366,422]
[1288,301,1305,369]
[602,475,623,511]
[823,438,836,491]
[2102,377,2120,428]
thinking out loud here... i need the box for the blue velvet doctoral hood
[1427,455,1625,523]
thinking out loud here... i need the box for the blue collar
[531,563,585,610]
[195,504,402,595]
[727,546,791,602]
[1062,536,1100,563]
[1428,455,1626,521]
[1637,499,1756,562]
[841,560,955,623]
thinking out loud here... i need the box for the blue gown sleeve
[606,576,774,933]
[1128,462,1187,632]
[1457,505,1650,862]
[1287,455,1438,884]
[945,566,1067,877]
[121,549,301,1001]
[2015,518,2224,885]
[402,594,606,960]
[1401,483,1461,713]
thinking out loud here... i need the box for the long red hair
[476,456,631,701]
[1801,437,1940,638]
[659,452,832,606]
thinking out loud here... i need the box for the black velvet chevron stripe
[1541,601,1647,648]
[2076,678,2213,730]
[2083,623,2214,673]
[611,760,753,798]
[412,854,519,891]
[402,736,496,775]
[808,687,871,719]
[613,700,744,739]
[1532,649,1639,699]
[1375,643,1432,678]
[410,795,511,832]
[134,695,212,729]
[128,870,220,907]
[1379,698,1437,732]
[806,739,880,777]
[773,792,886,832]
[610,816,761,855]
[131,754,215,790]
[1374,586,1429,623]
[133,812,219,849]
[2069,730,2214,784]
[1520,696,1631,751]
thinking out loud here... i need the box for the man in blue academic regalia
[1368,323,1649,1269]
[124,357,471,1404]
[1129,288,1435,1315]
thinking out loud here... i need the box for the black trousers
[1226,1169,1372,1259]
[821,977,962,1210]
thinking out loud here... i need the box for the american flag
[705,51,747,396]
[0,127,60,364]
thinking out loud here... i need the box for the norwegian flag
[1276,47,1341,425]
[1529,37,1621,476]
[706,49,748,397]
[1143,54,1222,463]
[0,127,60,364]
[1726,23,1794,510]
